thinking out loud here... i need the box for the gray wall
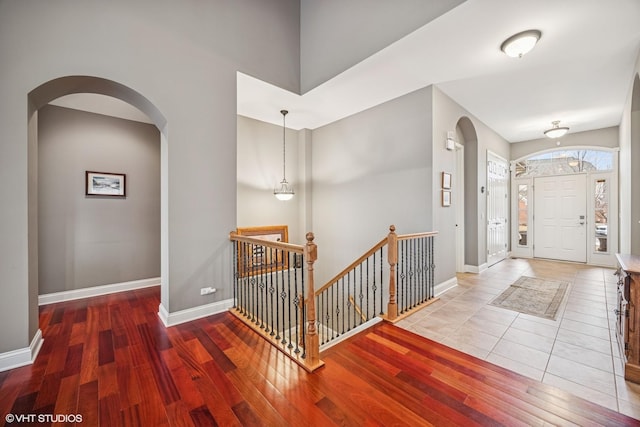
[510,126,619,160]
[38,105,160,294]
[236,115,304,244]
[300,0,465,93]
[239,84,510,287]
[633,106,640,255]
[310,86,433,285]
[458,119,479,266]
[631,73,640,254]
[0,1,299,354]
[431,87,510,274]
[619,64,640,254]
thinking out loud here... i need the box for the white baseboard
[435,277,458,297]
[464,263,488,274]
[0,329,43,372]
[319,317,383,352]
[38,277,161,306]
[158,298,234,327]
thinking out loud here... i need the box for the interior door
[534,174,587,262]
[487,152,509,267]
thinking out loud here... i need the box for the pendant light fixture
[500,29,541,58]
[274,109,294,201]
[544,120,570,139]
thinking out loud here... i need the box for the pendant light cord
[281,110,288,181]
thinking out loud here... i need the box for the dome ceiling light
[544,120,570,139]
[500,30,541,58]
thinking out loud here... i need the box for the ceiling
[53,0,640,143]
[239,0,640,143]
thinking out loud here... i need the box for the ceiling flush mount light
[500,29,541,58]
[274,109,294,201]
[544,120,570,139]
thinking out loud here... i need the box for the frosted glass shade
[501,30,541,58]
[274,179,294,201]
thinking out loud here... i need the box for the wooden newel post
[387,225,398,321]
[304,232,320,367]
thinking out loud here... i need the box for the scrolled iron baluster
[336,280,341,337]
[422,236,427,304]
[366,257,370,321]
[287,251,293,349]
[272,247,277,338]
[279,249,287,344]
[259,275,266,329]
[430,236,435,299]
[348,270,352,329]
[359,263,364,325]
[336,277,348,334]
[380,248,384,316]
[400,240,406,314]
[233,242,238,309]
[421,238,425,304]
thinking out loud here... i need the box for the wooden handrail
[229,231,305,254]
[398,231,439,240]
[349,295,367,323]
[315,227,439,297]
[230,224,437,367]
[315,237,388,296]
[229,230,324,372]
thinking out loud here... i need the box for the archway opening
[454,116,478,272]
[27,76,168,343]
[455,116,478,271]
[631,74,640,255]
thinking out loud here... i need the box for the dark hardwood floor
[1,286,638,426]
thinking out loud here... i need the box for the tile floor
[396,257,640,420]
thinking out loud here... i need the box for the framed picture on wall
[441,172,452,189]
[235,225,289,276]
[86,171,126,197]
[442,190,451,207]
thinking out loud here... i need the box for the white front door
[534,174,587,262]
[487,152,509,267]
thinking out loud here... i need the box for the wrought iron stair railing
[229,231,322,372]
[393,231,437,318]
[314,235,388,347]
[229,225,438,372]
[316,226,438,348]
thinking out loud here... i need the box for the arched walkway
[455,116,480,271]
[26,76,169,348]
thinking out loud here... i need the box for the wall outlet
[200,287,217,296]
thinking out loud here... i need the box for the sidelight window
[594,178,608,253]
[517,184,528,247]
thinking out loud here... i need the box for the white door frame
[486,151,509,267]
[510,176,534,259]
[509,147,619,267]
[455,143,465,272]
[587,170,618,266]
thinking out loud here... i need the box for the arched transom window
[514,149,613,177]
